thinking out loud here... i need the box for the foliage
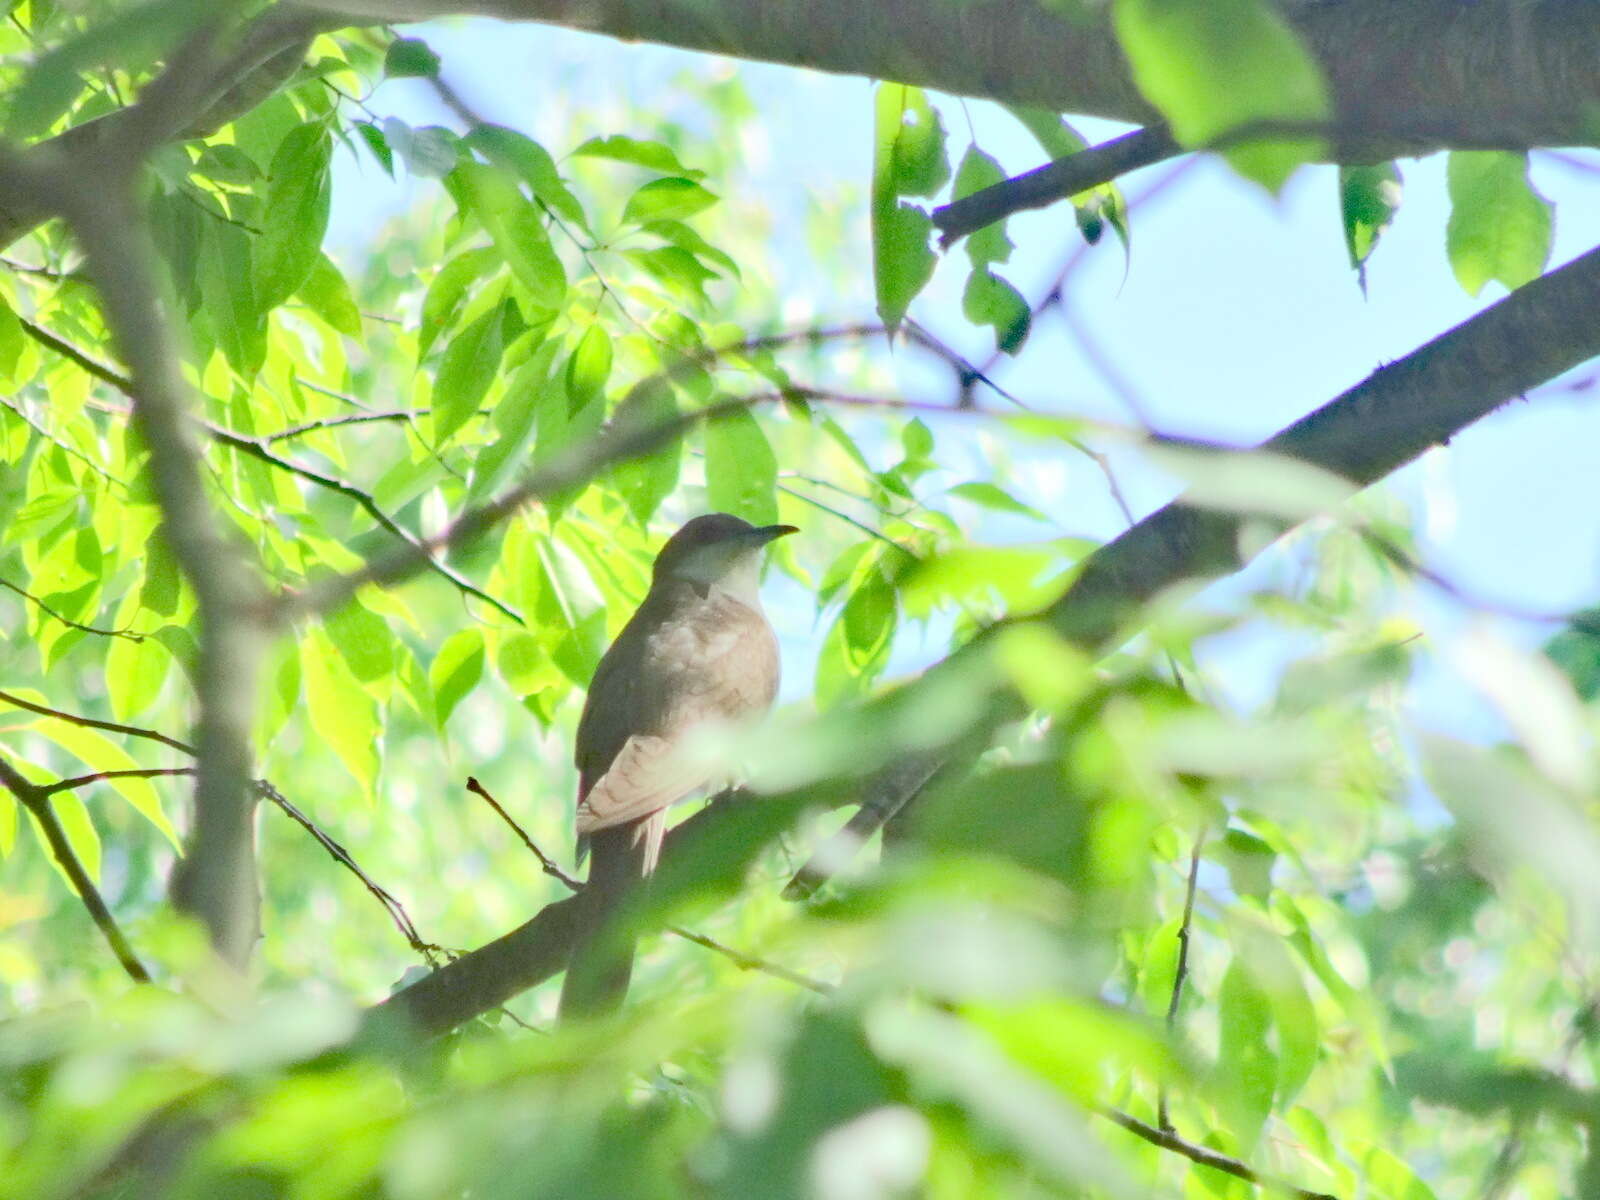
[0,4,1594,1200]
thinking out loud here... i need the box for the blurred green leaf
[1339,162,1402,285]
[705,406,778,526]
[432,300,509,444]
[430,628,486,727]
[1115,0,1328,190]
[621,177,719,226]
[1446,150,1552,296]
[384,37,440,79]
[455,161,567,309]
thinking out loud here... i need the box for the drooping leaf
[255,122,334,312]
[430,628,486,727]
[1445,150,1552,296]
[383,36,440,79]
[1338,161,1403,287]
[431,300,509,444]
[871,83,948,330]
[454,161,566,309]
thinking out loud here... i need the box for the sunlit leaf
[1445,151,1552,296]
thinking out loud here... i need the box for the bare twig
[1158,826,1207,1131]
[0,688,197,754]
[1094,1105,1338,1200]
[0,577,146,641]
[0,756,151,982]
[255,779,447,964]
[464,777,831,994]
[44,766,194,796]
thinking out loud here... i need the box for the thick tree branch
[791,240,1600,891]
[302,0,1600,154]
[0,757,151,982]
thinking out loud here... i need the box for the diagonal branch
[932,126,1178,248]
[0,756,151,982]
[792,240,1600,893]
[1094,1105,1338,1200]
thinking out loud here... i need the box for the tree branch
[0,756,151,982]
[789,239,1600,886]
[0,577,147,641]
[301,0,1600,154]
[0,688,197,754]
[933,126,1178,249]
[465,777,832,995]
[1094,1105,1338,1200]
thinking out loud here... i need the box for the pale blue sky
[328,17,1600,752]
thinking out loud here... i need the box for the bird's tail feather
[558,811,666,1020]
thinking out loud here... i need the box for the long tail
[557,810,666,1020]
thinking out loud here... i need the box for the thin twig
[254,779,448,964]
[1158,826,1207,1131]
[0,688,197,754]
[44,766,194,796]
[0,578,146,641]
[1094,1105,1338,1200]
[465,777,831,993]
[0,756,151,982]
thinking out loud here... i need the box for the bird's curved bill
[750,524,799,542]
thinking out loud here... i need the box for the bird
[558,512,797,1019]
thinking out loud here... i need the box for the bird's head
[652,512,797,598]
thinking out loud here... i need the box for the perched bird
[558,512,796,1018]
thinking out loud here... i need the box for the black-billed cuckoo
[558,512,796,1018]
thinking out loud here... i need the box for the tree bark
[300,0,1600,153]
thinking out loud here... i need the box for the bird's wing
[574,733,712,834]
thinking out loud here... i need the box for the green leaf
[29,721,179,848]
[1445,151,1552,296]
[104,633,171,720]
[302,632,380,796]
[878,84,950,199]
[947,481,1047,521]
[620,177,719,226]
[1338,162,1402,285]
[704,406,778,525]
[871,83,947,329]
[255,122,334,312]
[1114,0,1329,191]
[139,530,180,617]
[465,125,588,229]
[564,324,612,415]
[325,598,396,687]
[199,219,265,376]
[469,339,559,502]
[295,252,362,338]
[902,417,934,459]
[355,121,394,177]
[430,628,486,727]
[609,380,681,523]
[953,145,1013,270]
[431,301,508,444]
[6,0,206,140]
[574,135,705,179]
[1004,105,1089,162]
[0,295,23,381]
[962,268,1031,356]
[419,246,498,361]
[1216,960,1277,1153]
[454,161,566,309]
[384,37,440,79]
